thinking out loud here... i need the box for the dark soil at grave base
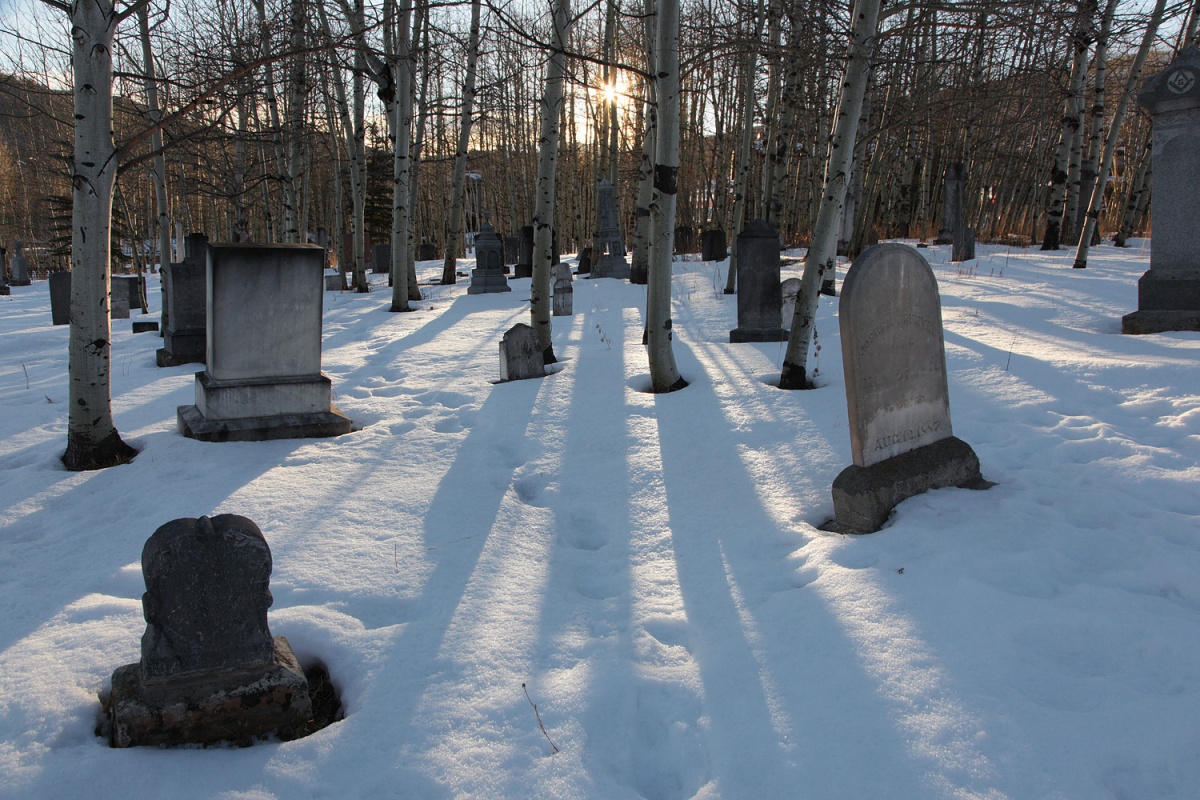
[295,662,344,739]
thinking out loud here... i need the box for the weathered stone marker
[514,225,534,279]
[590,179,629,279]
[1123,46,1200,334]
[418,241,438,261]
[156,234,208,367]
[827,243,988,534]
[112,275,144,313]
[700,229,727,262]
[935,163,964,246]
[468,216,512,295]
[372,242,391,274]
[577,246,593,275]
[8,240,30,286]
[499,323,545,382]
[177,243,353,441]
[0,247,8,295]
[49,271,71,325]
[107,515,312,747]
[553,262,573,316]
[730,220,788,342]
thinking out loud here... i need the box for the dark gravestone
[110,278,131,319]
[8,240,30,286]
[325,274,345,291]
[780,277,801,329]
[468,217,511,294]
[372,243,391,274]
[49,271,71,325]
[499,323,545,382]
[515,226,534,278]
[675,226,696,255]
[577,246,593,275]
[591,179,629,279]
[952,227,976,262]
[553,263,573,316]
[132,321,159,333]
[0,248,8,295]
[340,232,373,271]
[1124,46,1200,334]
[418,242,438,261]
[936,163,965,246]
[112,275,144,312]
[107,515,312,747]
[700,229,727,262]
[826,243,988,534]
[504,236,518,266]
[156,234,208,367]
[730,220,788,342]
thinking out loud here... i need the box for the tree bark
[441,0,482,285]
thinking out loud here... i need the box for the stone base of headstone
[499,323,545,382]
[132,321,159,334]
[1122,310,1200,334]
[467,268,512,294]
[513,264,533,279]
[591,251,630,280]
[107,636,312,748]
[934,229,953,245]
[730,326,787,343]
[0,284,9,296]
[824,436,989,535]
[49,272,71,325]
[1121,270,1200,333]
[178,372,352,442]
[156,328,205,367]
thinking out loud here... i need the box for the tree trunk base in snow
[778,362,815,390]
[62,431,138,472]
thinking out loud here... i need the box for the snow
[1,240,1199,799]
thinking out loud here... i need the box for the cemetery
[2,0,1199,796]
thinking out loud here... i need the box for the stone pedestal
[730,220,787,342]
[468,218,512,294]
[675,226,696,254]
[157,235,208,367]
[935,163,965,245]
[591,179,629,279]
[177,243,352,441]
[49,271,71,325]
[1124,48,1200,334]
[701,229,727,262]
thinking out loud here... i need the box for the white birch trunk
[646,0,685,392]
[629,0,656,286]
[441,0,482,285]
[531,0,571,363]
[724,0,766,294]
[62,0,136,469]
[1042,6,1092,250]
[137,6,169,274]
[390,0,415,311]
[779,0,881,390]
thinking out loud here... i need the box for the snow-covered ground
[1,239,1197,799]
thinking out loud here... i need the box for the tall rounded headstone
[828,243,987,533]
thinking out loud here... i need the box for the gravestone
[110,280,131,319]
[952,226,976,262]
[553,263,573,316]
[577,246,593,275]
[418,242,438,261]
[675,226,696,255]
[514,225,534,278]
[499,323,545,382]
[112,275,144,312]
[324,273,344,291]
[826,243,988,534]
[700,229,727,262]
[780,277,801,329]
[591,179,629,279]
[156,234,209,367]
[504,236,519,268]
[0,248,8,295]
[467,216,511,295]
[177,243,353,441]
[49,271,71,325]
[372,243,391,274]
[8,241,30,286]
[340,232,373,272]
[107,515,312,747]
[935,163,965,246]
[1123,46,1200,334]
[730,221,788,342]
[132,321,158,333]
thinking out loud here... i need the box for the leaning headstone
[49,271,71,325]
[700,229,727,262]
[177,243,353,441]
[156,234,208,367]
[8,241,30,286]
[372,243,391,274]
[730,221,788,342]
[591,179,629,279]
[467,215,511,295]
[553,263,573,316]
[952,226,975,262]
[675,226,696,255]
[499,323,545,382]
[514,225,534,278]
[826,243,988,534]
[106,515,312,747]
[935,162,965,246]
[1123,46,1200,334]
[780,277,801,328]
